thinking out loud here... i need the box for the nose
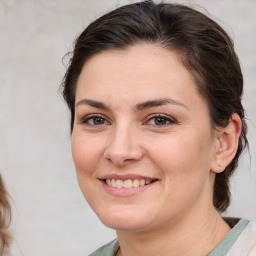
[104,124,144,167]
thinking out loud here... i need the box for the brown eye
[92,117,105,125]
[154,116,169,125]
[147,114,175,126]
[82,115,109,126]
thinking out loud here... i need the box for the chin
[96,208,154,232]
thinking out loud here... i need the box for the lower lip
[100,180,155,197]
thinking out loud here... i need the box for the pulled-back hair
[61,0,248,212]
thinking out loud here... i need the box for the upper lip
[99,174,158,181]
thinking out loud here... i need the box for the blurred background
[0,0,255,255]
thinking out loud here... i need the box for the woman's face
[72,44,219,232]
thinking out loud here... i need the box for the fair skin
[72,44,241,256]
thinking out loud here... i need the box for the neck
[116,207,230,256]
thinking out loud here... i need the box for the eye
[81,115,109,126]
[146,114,175,126]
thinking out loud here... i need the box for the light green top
[89,239,119,256]
[208,218,249,256]
[89,218,249,256]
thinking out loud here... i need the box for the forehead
[76,44,204,108]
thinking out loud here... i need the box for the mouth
[103,178,158,188]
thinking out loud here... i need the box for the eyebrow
[135,98,187,111]
[75,98,187,111]
[76,99,109,110]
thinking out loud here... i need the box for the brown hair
[61,0,248,212]
[0,174,11,254]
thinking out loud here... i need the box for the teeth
[111,179,116,187]
[105,178,154,188]
[133,179,140,187]
[123,179,133,188]
[106,179,111,186]
[116,180,123,188]
[139,179,145,186]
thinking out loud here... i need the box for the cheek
[71,132,105,208]
[150,131,214,183]
[71,133,102,177]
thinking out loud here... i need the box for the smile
[100,175,159,196]
[105,178,156,188]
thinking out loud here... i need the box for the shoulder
[89,239,119,256]
[227,220,256,256]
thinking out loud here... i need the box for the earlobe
[211,113,242,174]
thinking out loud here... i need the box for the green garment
[89,218,249,256]
[208,218,249,255]
[89,239,119,256]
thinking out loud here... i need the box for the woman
[61,1,256,255]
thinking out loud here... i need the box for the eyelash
[80,114,176,127]
[80,114,110,126]
[145,114,176,126]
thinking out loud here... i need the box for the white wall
[0,0,255,255]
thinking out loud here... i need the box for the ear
[211,113,242,174]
